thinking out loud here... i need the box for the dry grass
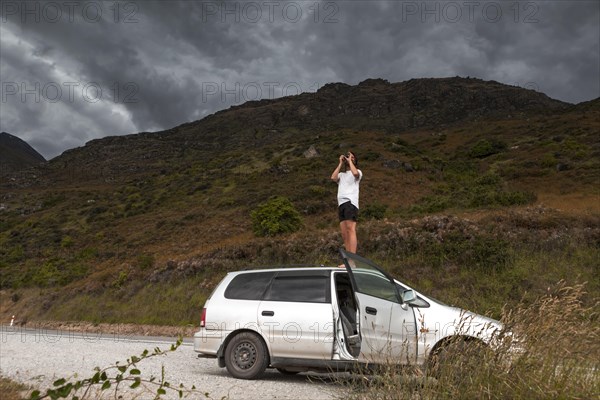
[339,282,600,400]
[536,192,600,215]
[0,376,29,400]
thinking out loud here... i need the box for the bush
[469,138,507,158]
[251,196,303,237]
[411,171,536,213]
[137,254,154,270]
[361,203,388,220]
[308,185,327,196]
[31,259,89,287]
[361,151,381,161]
[60,236,74,249]
[410,195,450,214]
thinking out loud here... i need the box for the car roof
[228,266,340,275]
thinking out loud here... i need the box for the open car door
[340,249,417,364]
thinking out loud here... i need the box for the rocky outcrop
[2,77,576,189]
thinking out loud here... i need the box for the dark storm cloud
[1,0,598,159]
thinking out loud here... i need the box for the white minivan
[194,250,501,379]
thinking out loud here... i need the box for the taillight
[200,308,206,327]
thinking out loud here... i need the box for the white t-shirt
[337,170,363,208]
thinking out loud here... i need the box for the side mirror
[402,289,417,304]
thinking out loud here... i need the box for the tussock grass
[0,376,30,400]
[339,283,600,400]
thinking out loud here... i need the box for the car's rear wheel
[224,332,269,380]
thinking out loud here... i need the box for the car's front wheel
[427,338,492,381]
[224,332,269,380]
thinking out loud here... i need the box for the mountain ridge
[0,132,47,173]
[4,76,577,188]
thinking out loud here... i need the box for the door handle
[261,311,275,317]
[365,307,377,315]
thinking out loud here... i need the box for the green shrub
[412,170,535,213]
[469,138,507,158]
[496,190,537,206]
[113,271,129,289]
[137,254,154,270]
[60,236,74,249]
[6,245,25,263]
[308,185,327,196]
[361,203,388,220]
[30,259,89,287]
[251,196,303,237]
[361,151,381,161]
[410,196,450,214]
[77,247,98,261]
[540,153,558,168]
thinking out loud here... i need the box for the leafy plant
[60,236,74,249]
[137,254,155,270]
[468,138,507,158]
[28,338,202,400]
[412,170,535,213]
[112,271,129,289]
[361,203,388,220]
[250,196,303,237]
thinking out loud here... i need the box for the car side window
[264,272,330,303]
[353,270,400,303]
[224,272,275,300]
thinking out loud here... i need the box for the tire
[224,332,269,380]
[276,368,300,375]
[427,338,491,381]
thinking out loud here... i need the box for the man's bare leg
[345,220,357,253]
[340,220,357,253]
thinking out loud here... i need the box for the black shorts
[338,201,358,222]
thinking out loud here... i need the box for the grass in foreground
[339,282,600,400]
[0,376,30,400]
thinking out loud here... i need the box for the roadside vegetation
[0,376,30,400]
[2,208,597,330]
[338,283,599,400]
[6,283,598,400]
[24,338,204,400]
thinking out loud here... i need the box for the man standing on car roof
[331,151,362,253]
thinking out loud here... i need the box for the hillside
[0,132,46,174]
[3,77,569,187]
[0,77,598,326]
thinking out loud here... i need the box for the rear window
[224,272,275,300]
[264,271,330,303]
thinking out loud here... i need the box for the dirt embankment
[7,320,198,338]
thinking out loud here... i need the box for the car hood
[415,302,503,342]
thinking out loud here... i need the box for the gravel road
[0,326,342,399]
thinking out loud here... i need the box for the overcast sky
[1,0,598,159]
